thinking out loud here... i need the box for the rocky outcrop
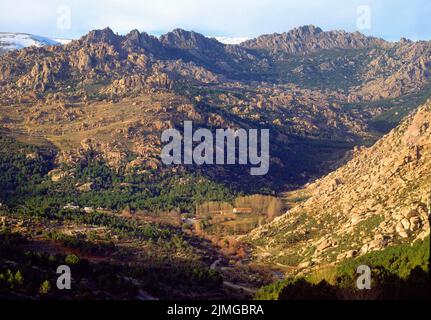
[241,25,389,56]
[247,101,431,273]
[101,71,173,96]
[355,43,431,100]
[161,29,224,52]
[1,26,431,190]
[1,26,430,104]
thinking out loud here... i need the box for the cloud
[0,0,429,41]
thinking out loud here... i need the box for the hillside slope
[247,100,431,274]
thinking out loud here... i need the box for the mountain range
[1,26,430,187]
[0,32,71,54]
[0,25,430,299]
[0,31,247,54]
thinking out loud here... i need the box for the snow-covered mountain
[213,36,250,45]
[0,31,249,54]
[0,32,71,54]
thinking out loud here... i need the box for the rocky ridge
[1,26,431,188]
[242,25,389,56]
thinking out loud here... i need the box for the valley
[0,25,430,300]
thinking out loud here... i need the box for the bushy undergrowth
[255,236,430,300]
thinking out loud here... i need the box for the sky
[0,0,430,41]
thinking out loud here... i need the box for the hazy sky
[0,0,430,41]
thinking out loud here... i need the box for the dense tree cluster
[0,228,222,299]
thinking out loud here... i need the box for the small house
[63,204,80,210]
[84,207,95,214]
[233,208,253,214]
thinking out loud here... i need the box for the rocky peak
[80,27,121,46]
[160,28,224,51]
[290,25,324,37]
[399,37,413,44]
[123,29,165,54]
[241,25,387,55]
[125,29,141,43]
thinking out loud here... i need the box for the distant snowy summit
[213,36,250,45]
[0,32,71,53]
[0,31,250,54]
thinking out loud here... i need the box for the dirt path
[222,281,257,294]
[210,258,221,270]
[210,258,257,295]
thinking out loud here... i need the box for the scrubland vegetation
[255,236,430,300]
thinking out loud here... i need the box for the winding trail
[210,258,257,295]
